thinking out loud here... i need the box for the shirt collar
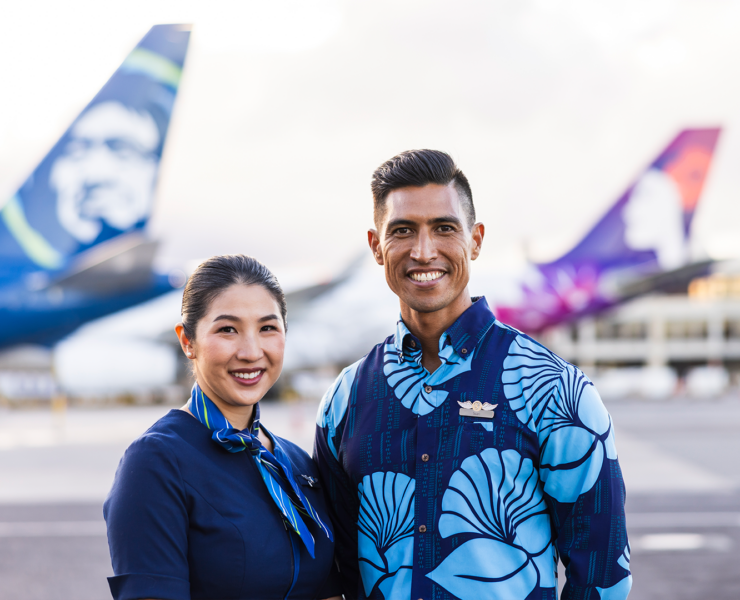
[393,296,496,362]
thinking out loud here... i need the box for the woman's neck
[180,389,271,452]
[215,401,255,431]
[197,381,257,430]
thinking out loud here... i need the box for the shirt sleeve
[313,361,364,600]
[103,433,190,600]
[538,368,632,600]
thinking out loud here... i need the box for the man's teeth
[233,371,262,380]
[410,271,443,282]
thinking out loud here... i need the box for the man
[314,149,631,600]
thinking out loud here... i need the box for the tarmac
[0,396,738,599]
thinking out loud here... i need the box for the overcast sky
[2,0,740,287]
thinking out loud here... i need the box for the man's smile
[408,270,445,284]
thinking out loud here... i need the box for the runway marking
[627,511,740,528]
[617,432,736,493]
[632,533,732,552]
[0,521,106,537]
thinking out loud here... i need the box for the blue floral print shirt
[314,297,631,600]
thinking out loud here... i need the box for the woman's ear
[175,323,195,358]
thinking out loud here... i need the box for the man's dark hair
[181,254,287,340]
[371,149,475,230]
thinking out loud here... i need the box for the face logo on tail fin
[50,101,161,244]
[623,168,686,270]
[622,142,714,271]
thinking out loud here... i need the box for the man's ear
[368,229,384,265]
[470,222,485,261]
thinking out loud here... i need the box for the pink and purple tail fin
[496,128,721,332]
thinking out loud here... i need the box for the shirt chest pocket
[461,420,495,433]
[457,420,500,456]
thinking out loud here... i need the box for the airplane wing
[39,233,164,295]
[614,259,715,300]
[285,251,366,316]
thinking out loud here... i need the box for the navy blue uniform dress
[104,409,340,600]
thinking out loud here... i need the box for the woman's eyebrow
[212,314,279,323]
[213,314,241,323]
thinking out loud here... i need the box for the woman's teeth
[233,371,262,380]
[410,271,443,282]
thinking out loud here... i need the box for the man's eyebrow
[386,219,417,230]
[386,216,463,231]
[428,215,462,226]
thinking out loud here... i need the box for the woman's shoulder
[123,409,201,462]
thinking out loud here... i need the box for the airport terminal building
[541,271,740,399]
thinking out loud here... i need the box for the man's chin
[399,293,451,315]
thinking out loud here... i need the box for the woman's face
[189,284,285,419]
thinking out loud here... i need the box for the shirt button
[461,347,468,354]
[419,525,427,533]
[421,453,430,462]
[424,385,432,393]
[409,339,416,347]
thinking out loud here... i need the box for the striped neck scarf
[188,384,332,558]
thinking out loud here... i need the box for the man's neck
[400,291,473,373]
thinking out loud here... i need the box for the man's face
[50,101,160,244]
[369,183,484,315]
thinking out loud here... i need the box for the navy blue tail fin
[0,24,190,280]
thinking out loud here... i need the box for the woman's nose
[237,334,264,361]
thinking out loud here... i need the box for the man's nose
[410,229,438,263]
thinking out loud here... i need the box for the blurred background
[1,1,740,598]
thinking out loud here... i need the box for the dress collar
[393,297,496,362]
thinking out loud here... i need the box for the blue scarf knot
[188,384,332,558]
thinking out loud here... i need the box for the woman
[104,255,341,600]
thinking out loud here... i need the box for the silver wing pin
[458,400,497,419]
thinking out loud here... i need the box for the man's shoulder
[490,317,573,371]
[315,334,394,435]
[315,355,364,433]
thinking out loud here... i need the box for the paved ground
[0,396,738,599]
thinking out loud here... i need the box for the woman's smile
[230,368,265,386]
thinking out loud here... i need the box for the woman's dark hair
[180,255,287,340]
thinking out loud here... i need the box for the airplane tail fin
[0,24,190,279]
[542,128,721,275]
[495,128,721,332]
